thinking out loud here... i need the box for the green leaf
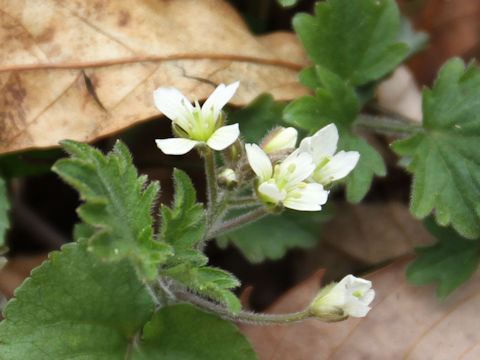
[276,0,299,7]
[133,303,257,360]
[398,16,428,59]
[407,218,480,300]
[227,94,287,144]
[392,59,480,238]
[0,176,9,250]
[0,241,156,360]
[52,140,171,280]
[160,169,241,314]
[284,68,386,202]
[293,0,409,86]
[217,208,331,263]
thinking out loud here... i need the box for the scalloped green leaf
[293,0,409,86]
[407,218,480,300]
[0,242,155,360]
[392,59,480,238]
[217,208,331,263]
[284,67,386,202]
[161,169,241,314]
[52,140,171,280]
[133,303,257,360]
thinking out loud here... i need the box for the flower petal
[206,124,240,150]
[309,123,339,164]
[155,138,199,155]
[283,182,329,211]
[313,150,360,184]
[277,151,315,187]
[202,82,240,115]
[245,143,273,181]
[258,181,286,202]
[153,87,193,120]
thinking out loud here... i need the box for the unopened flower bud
[309,275,375,322]
[261,127,298,153]
[222,138,243,165]
[218,167,238,189]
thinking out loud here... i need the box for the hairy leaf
[217,209,331,263]
[284,67,386,202]
[293,0,409,86]
[133,303,257,360]
[52,140,171,280]
[0,242,155,360]
[0,177,9,250]
[392,59,480,238]
[407,218,480,300]
[161,169,241,314]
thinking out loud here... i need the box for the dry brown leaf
[408,0,480,85]
[0,0,309,154]
[241,258,480,360]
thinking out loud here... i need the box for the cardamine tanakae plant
[1,0,480,358]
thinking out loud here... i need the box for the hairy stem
[354,113,423,136]
[228,197,260,208]
[176,291,313,325]
[208,206,269,238]
[204,150,218,212]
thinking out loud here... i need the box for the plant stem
[208,206,269,238]
[204,149,218,211]
[354,114,423,136]
[228,197,259,207]
[176,291,313,325]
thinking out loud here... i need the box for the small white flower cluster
[153,82,359,211]
[310,274,375,320]
[245,123,359,211]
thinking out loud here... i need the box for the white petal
[203,82,240,113]
[155,138,199,155]
[245,143,273,181]
[258,181,286,202]
[283,182,329,211]
[206,124,240,150]
[313,151,360,184]
[262,127,298,153]
[309,123,339,164]
[277,151,315,187]
[153,87,193,120]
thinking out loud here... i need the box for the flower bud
[261,127,298,153]
[217,167,238,189]
[309,275,374,322]
[222,138,243,165]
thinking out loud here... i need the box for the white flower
[310,274,375,320]
[261,127,298,153]
[297,124,360,185]
[245,143,329,211]
[154,82,240,155]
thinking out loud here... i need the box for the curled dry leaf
[0,0,309,154]
[241,258,480,360]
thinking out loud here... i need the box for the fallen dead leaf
[0,0,309,154]
[241,258,480,360]
[292,201,435,284]
[408,0,480,85]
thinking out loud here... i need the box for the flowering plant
[1,0,479,359]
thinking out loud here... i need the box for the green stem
[208,206,269,238]
[176,291,313,325]
[204,150,218,211]
[354,114,423,136]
